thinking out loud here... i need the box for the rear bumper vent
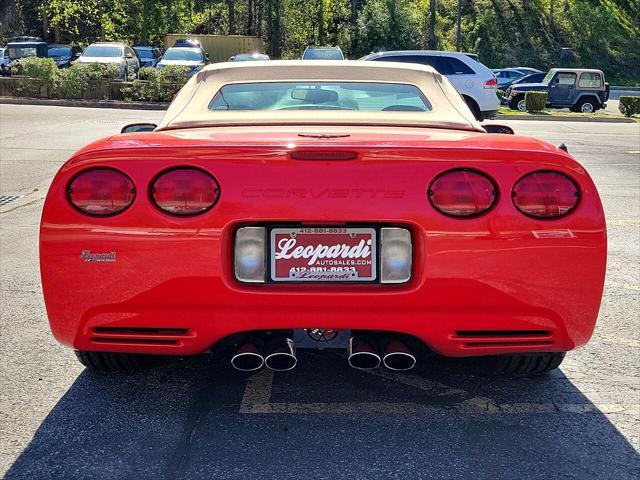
[453,330,553,349]
[90,326,192,347]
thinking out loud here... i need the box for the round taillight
[151,167,220,215]
[428,169,497,217]
[512,171,579,218]
[68,168,135,216]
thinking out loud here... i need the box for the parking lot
[1,104,639,479]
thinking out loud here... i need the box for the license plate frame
[269,226,378,283]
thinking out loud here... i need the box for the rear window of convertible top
[208,82,433,112]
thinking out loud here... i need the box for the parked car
[499,72,546,90]
[7,37,48,62]
[133,46,162,68]
[302,46,345,60]
[502,68,609,112]
[512,67,543,75]
[173,38,203,49]
[41,60,605,377]
[229,53,270,61]
[361,50,500,120]
[47,44,82,68]
[0,48,10,75]
[157,46,208,76]
[75,42,140,81]
[492,68,527,86]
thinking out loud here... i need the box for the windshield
[83,45,123,57]
[232,54,269,61]
[163,48,203,62]
[135,48,155,59]
[304,48,343,60]
[48,47,71,57]
[209,82,431,112]
[8,47,37,58]
[542,70,556,84]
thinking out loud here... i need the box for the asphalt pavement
[0,104,639,479]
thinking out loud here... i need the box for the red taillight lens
[68,168,135,216]
[484,78,498,88]
[512,171,579,218]
[428,169,497,217]
[151,167,220,215]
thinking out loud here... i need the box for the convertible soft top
[156,60,483,132]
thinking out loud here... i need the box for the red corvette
[40,61,606,375]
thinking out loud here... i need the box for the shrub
[11,57,59,97]
[121,66,190,103]
[57,63,120,99]
[525,91,547,113]
[496,90,505,101]
[619,96,640,117]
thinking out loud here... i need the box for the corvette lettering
[242,188,405,199]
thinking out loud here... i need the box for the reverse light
[380,228,412,284]
[484,78,498,89]
[151,167,220,215]
[68,168,135,216]
[512,171,580,218]
[428,169,497,217]
[234,227,266,283]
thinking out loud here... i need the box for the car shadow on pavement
[5,350,640,480]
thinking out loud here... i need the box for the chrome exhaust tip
[264,337,297,371]
[231,341,265,372]
[348,335,381,370]
[382,338,416,371]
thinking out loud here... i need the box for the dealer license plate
[270,227,377,282]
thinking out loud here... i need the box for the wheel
[75,350,155,373]
[509,95,526,111]
[480,352,565,375]
[576,97,598,113]
[463,96,483,121]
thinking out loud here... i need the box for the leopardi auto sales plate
[270,227,377,282]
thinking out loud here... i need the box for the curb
[0,97,168,110]
[496,114,636,123]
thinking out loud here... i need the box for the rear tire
[575,97,598,113]
[75,350,155,373]
[481,352,565,375]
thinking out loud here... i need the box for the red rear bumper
[40,139,607,358]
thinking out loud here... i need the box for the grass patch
[497,106,639,122]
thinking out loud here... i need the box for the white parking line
[238,369,639,415]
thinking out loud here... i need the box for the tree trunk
[427,0,437,49]
[456,0,462,51]
[227,0,236,35]
[247,0,255,36]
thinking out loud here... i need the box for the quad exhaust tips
[382,337,416,371]
[348,335,382,370]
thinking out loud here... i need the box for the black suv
[503,68,609,113]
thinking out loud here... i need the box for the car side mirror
[125,53,133,59]
[121,123,157,134]
[482,124,514,135]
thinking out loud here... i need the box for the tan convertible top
[156,60,483,132]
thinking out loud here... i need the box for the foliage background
[1,0,638,84]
